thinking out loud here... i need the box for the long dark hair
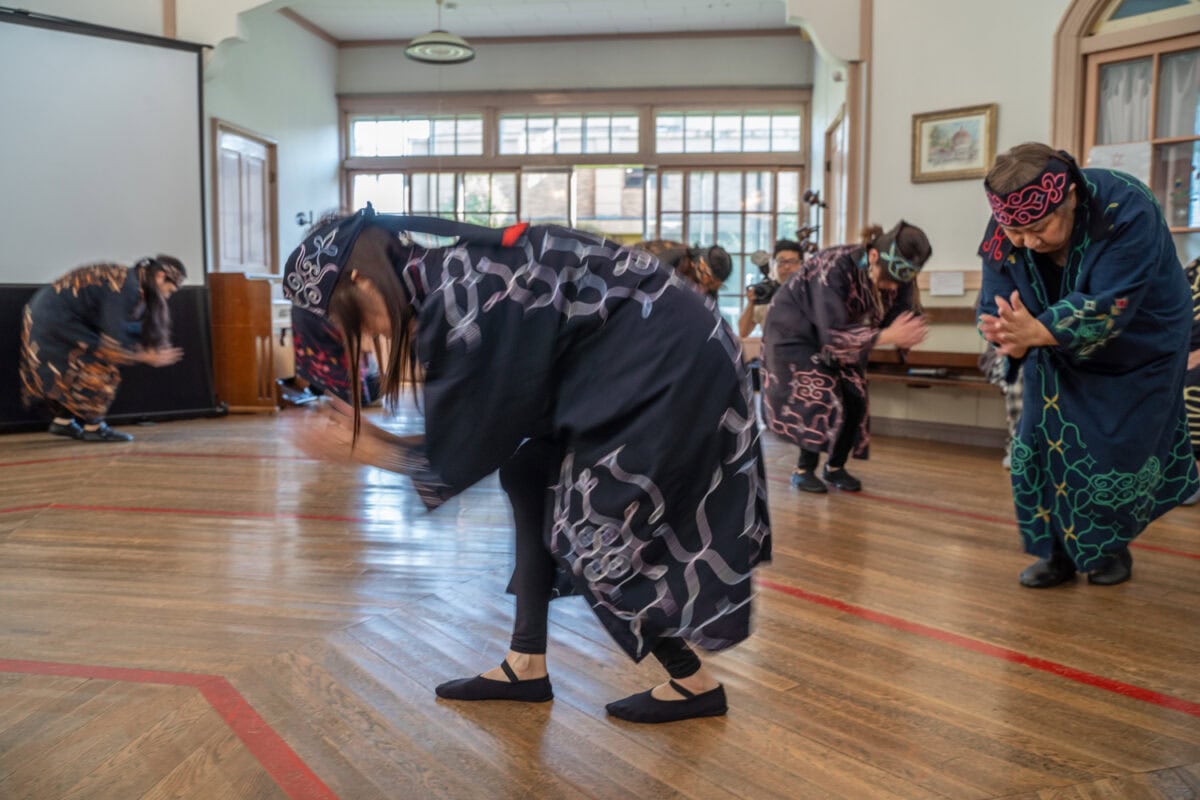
[324,221,419,443]
[137,255,186,349]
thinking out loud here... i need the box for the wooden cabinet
[209,272,277,412]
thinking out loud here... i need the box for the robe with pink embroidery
[760,244,914,459]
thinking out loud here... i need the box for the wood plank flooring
[0,412,1197,799]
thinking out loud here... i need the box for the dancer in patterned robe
[1184,257,1200,506]
[761,222,931,493]
[283,207,770,723]
[977,143,1198,587]
[19,258,186,442]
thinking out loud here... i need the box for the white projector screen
[0,15,205,284]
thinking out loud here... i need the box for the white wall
[808,51,848,200]
[339,35,813,94]
[204,6,341,268]
[14,0,164,37]
[869,0,1071,273]
[861,0,1070,434]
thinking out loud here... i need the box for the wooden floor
[1,411,1198,800]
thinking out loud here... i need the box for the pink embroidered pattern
[987,172,1068,227]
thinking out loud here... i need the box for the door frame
[211,118,279,274]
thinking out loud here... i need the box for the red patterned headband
[984,157,1072,228]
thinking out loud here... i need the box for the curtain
[1157,48,1200,138]
[1098,57,1153,144]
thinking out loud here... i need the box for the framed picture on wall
[911,103,998,183]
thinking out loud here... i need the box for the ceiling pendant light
[405,0,475,65]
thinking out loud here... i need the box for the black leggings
[499,439,702,680]
[798,388,866,471]
[47,401,101,426]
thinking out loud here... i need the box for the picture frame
[911,103,998,183]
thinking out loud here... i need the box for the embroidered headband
[870,221,929,283]
[984,154,1073,228]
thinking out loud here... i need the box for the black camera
[747,278,779,305]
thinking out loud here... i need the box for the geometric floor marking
[0,659,339,800]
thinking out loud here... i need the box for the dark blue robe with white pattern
[399,225,771,661]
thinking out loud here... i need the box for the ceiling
[281,0,793,42]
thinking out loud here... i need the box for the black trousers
[499,439,702,680]
[798,386,866,471]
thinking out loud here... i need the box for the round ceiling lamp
[405,0,475,64]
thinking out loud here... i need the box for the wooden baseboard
[872,417,1006,449]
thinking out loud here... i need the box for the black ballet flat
[1019,554,1077,588]
[434,659,553,703]
[605,680,727,724]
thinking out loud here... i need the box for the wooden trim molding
[279,8,339,46]
[162,0,175,39]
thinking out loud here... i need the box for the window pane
[574,166,644,240]
[352,173,406,213]
[612,115,639,153]
[1098,58,1152,144]
[584,115,610,153]
[689,171,716,212]
[771,114,802,152]
[717,172,743,212]
[411,173,432,213]
[521,171,569,224]
[644,169,657,238]
[556,115,583,154]
[746,213,772,253]
[492,172,517,213]
[745,171,772,212]
[403,119,431,156]
[432,118,456,156]
[437,173,458,214]
[656,114,683,153]
[499,117,526,155]
[688,212,715,245]
[776,213,799,242]
[1110,0,1188,20]
[713,115,742,152]
[463,173,491,225]
[1157,49,1200,138]
[660,213,683,242]
[1153,141,1200,228]
[716,212,743,252]
[777,171,801,213]
[527,116,555,154]
[684,114,713,153]
[352,120,378,157]
[660,171,684,212]
[458,117,483,155]
[743,115,772,152]
[375,119,406,156]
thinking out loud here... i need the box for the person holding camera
[738,239,803,338]
[761,222,931,493]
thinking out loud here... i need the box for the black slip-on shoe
[605,680,727,724]
[1019,555,1077,588]
[435,659,553,702]
[790,469,828,493]
[80,423,134,443]
[48,420,84,439]
[822,467,862,492]
[1087,548,1132,586]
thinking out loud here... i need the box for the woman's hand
[1188,349,1200,372]
[293,396,428,475]
[877,311,928,350]
[139,347,184,367]
[979,290,1055,358]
